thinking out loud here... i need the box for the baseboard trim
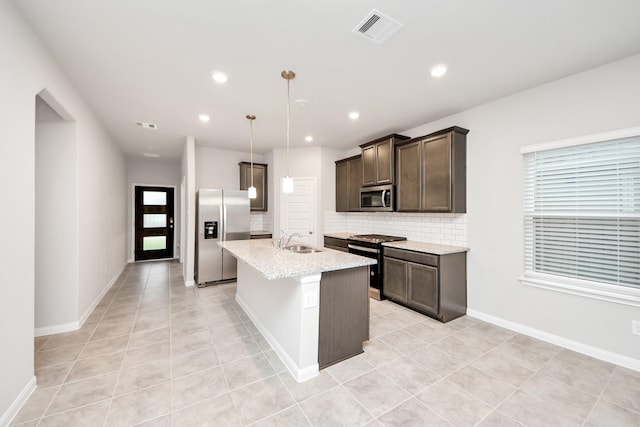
[184,280,195,287]
[34,261,127,337]
[34,321,79,337]
[236,293,319,382]
[466,309,640,372]
[78,261,127,328]
[0,376,36,427]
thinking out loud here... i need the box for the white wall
[0,1,127,422]
[398,54,640,363]
[126,158,181,261]
[76,105,127,324]
[35,96,78,331]
[195,145,264,190]
[181,137,196,286]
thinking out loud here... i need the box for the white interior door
[280,177,317,246]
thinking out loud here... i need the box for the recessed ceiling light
[211,71,228,83]
[295,99,308,108]
[349,111,360,120]
[305,135,313,143]
[430,64,448,78]
[143,152,160,158]
[198,114,210,122]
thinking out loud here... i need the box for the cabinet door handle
[348,244,379,254]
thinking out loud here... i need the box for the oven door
[348,243,383,300]
[360,185,394,212]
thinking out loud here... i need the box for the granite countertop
[323,232,354,240]
[382,240,468,255]
[219,239,376,280]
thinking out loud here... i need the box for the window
[520,128,640,307]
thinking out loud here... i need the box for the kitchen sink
[285,244,323,254]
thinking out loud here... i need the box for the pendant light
[246,114,257,199]
[281,70,295,193]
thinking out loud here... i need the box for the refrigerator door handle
[222,205,227,241]
[219,203,224,241]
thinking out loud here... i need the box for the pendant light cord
[249,119,254,188]
[286,77,291,177]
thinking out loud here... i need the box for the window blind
[523,136,640,289]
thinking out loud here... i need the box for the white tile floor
[14,260,640,426]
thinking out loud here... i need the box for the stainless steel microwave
[360,185,394,211]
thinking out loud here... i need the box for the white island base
[219,239,374,383]
[235,261,322,382]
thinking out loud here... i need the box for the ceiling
[13,0,640,160]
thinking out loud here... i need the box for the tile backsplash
[250,212,273,232]
[324,211,467,247]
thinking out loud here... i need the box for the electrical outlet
[632,320,640,336]
[303,292,318,309]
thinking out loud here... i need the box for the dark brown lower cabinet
[323,236,349,252]
[407,262,439,314]
[383,247,466,322]
[318,266,369,368]
[381,256,408,303]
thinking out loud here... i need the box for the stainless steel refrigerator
[195,189,250,286]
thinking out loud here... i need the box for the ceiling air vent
[136,121,158,130]
[352,9,403,44]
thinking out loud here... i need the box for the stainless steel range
[348,234,406,300]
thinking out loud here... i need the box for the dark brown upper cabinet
[360,134,409,187]
[335,155,362,212]
[239,162,268,211]
[396,126,468,213]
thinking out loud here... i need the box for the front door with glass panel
[135,186,174,261]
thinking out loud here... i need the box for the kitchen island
[218,239,376,382]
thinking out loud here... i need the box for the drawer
[250,233,272,240]
[324,236,349,249]
[383,247,438,267]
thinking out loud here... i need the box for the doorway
[134,186,175,260]
[280,177,317,246]
[34,92,79,334]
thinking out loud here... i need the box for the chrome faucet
[274,231,304,250]
[276,229,287,250]
[285,233,303,248]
